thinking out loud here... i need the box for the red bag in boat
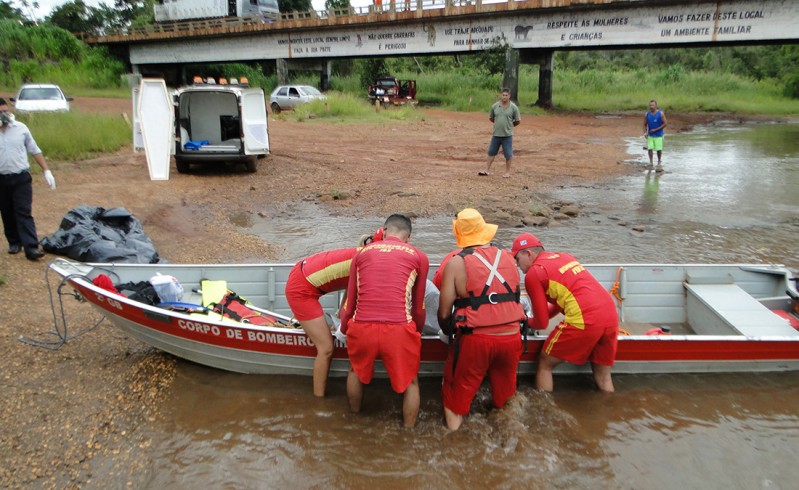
[211,292,280,326]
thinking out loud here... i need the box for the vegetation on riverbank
[13,111,131,163]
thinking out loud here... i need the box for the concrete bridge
[92,0,798,107]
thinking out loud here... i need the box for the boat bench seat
[685,283,798,337]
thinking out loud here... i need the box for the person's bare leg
[402,376,420,428]
[484,155,495,174]
[591,363,615,393]
[347,368,363,413]
[648,149,654,165]
[503,158,512,178]
[300,316,334,397]
[535,353,564,392]
[443,407,463,431]
[657,150,663,165]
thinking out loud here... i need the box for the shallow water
[245,121,799,269]
[140,121,799,488]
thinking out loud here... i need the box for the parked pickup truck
[367,77,417,107]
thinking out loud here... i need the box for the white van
[134,78,270,179]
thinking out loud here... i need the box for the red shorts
[347,320,421,393]
[442,333,522,416]
[285,264,324,321]
[543,322,618,366]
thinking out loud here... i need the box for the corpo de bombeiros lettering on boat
[45,258,799,376]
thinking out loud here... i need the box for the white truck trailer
[154,0,280,23]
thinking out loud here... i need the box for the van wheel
[175,158,190,174]
[245,157,257,173]
[270,102,281,114]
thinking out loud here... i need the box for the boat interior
[52,261,799,338]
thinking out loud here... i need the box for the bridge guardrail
[94,0,493,39]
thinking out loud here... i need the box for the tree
[1,1,25,22]
[279,0,312,14]
[19,0,41,23]
[113,0,154,27]
[49,0,92,34]
[359,58,387,89]
[325,0,350,11]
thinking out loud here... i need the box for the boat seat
[684,283,799,337]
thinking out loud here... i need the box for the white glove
[43,170,56,190]
[333,326,347,347]
[438,330,450,345]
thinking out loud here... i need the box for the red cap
[511,233,543,256]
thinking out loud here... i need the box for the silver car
[269,85,325,113]
[11,84,72,113]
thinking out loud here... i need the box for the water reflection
[249,121,798,269]
[638,171,661,214]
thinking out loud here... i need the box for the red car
[367,77,417,106]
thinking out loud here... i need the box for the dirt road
[0,96,711,488]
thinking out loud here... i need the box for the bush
[784,72,799,99]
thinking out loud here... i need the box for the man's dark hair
[384,214,412,234]
[501,88,510,94]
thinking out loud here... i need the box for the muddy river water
[141,122,799,488]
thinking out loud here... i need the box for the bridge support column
[320,60,332,91]
[276,59,289,85]
[536,50,554,109]
[519,49,554,108]
[502,48,520,103]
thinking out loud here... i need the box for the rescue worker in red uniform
[438,209,526,430]
[512,232,619,393]
[286,232,381,397]
[340,214,429,427]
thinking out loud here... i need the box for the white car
[269,85,326,113]
[11,84,72,113]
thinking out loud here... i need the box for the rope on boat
[18,266,106,350]
[609,267,631,335]
[609,266,624,306]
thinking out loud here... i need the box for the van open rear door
[137,79,175,180]
[241,88,269,155]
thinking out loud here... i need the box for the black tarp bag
[41,206,160,263]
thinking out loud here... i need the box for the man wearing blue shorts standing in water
[644,99,668,172]
[480,88,520,178]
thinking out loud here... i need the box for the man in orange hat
[437,208,526,430]
[340,214,429,427]
[512,233,619,392]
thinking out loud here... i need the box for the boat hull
[50,259,799,376]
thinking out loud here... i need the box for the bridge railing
[98,0,502,39]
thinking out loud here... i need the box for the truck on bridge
[154,0,281,23]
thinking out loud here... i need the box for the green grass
[277,91,423,123]
[328,65,799,116]
[552,67,799,115]
[16,111,131,162]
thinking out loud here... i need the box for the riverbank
[0,102,762,488]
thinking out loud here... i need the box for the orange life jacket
[453,246,525,330]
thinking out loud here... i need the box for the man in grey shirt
[479,88,521,178]
[0,97,56,260]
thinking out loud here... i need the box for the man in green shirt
[479,88,521,178]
